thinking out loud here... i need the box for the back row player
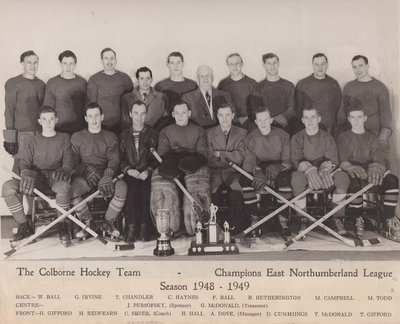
[3,49,393,172]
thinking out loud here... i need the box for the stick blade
[360,237,382,247]
[4,248,16,257]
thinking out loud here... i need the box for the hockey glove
[3,129,18,155]
[53,167,72,182]
[299,161,323,190]
[264,163,282,187]
[273,114,288,127]
[178,152,207,174]
[98,168,115,197]
[319,161,335,189]
[158,157,180,180]
[340,161,368,180]
[19,169,37,196]
[252,168,267,191]
[85,166,102,187]
[367,162,385,186]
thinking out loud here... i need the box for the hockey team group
[2,48,399,251]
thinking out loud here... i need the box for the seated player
[337,106,400,241]
[151,100,210,235]
[2,106,72,244]
[291,107,350,238]
[207,102,247,233]
[120,101,158,242]
[240,106,292,238]
[70,103,127,241]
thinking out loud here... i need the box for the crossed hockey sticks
[229,162,379,247]
[3,170,133,258]
[150,148,210,223]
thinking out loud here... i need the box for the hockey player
[4,50,45,173]
[2,106,72,243]
[207,102,247,232]
[295,53,342,135]
[121,66,168,131]
[87,48,133,134]
[239,106,292,238]
[291,107,350,238]
[151,100,210,235]
[181,65,235,129]
[337,106,400,241]
[120,100,158,242]
[70,103,127,241]
[154,51,198,114]
[43,50,87,135]
[337,55,392,165]
[218,53,259,127]
[257,53,300,135]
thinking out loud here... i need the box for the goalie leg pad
[151,169,180,233]
[183,166,211,234]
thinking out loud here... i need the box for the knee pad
[348,178,362,193]
[382,174,399,190]
[2,179,20,197]
[291,171,307,195]
[333,170,350,192]
[70,177,90,198]
[276,169,292,188]
[52,180,71,194]
[114,180,128,198]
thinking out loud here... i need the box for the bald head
[197,65,214,92]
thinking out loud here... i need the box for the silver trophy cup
[153,209,174,256]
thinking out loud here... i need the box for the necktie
[205,91,211,107]
[223,130,229,145]
[142,92,147,101]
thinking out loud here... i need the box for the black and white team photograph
[0,0,399,263]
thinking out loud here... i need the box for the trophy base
[188,240,239,256]
[153,239,174,257]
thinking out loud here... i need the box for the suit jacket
[121,87,168,130]
[181,87,235,128]
[207,124,247,191]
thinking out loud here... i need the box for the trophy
[188,204,239,255]
[153,209,174,256]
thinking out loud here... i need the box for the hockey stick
[237,188,310,237]
[284,182,374,248]
[3,170,129,257]
[229,162,361,247]
[150,148,209,222]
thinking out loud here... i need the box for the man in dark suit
[182,65,235,128]
[207,102,247,232]
[121,66,168,131]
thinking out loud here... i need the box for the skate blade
[60,236,95,247]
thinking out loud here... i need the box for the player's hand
[127,169,141,179]
[139,171,149,181]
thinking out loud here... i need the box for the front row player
[69,103,127,241]
[2,106,72,243]
[291,107,350,237]
[338,106,400,241]
[240,106,293,238]
[151,100,210,235]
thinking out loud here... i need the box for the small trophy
[208,204,218,244]
[188,204,239,255]
[153,209,174,257]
